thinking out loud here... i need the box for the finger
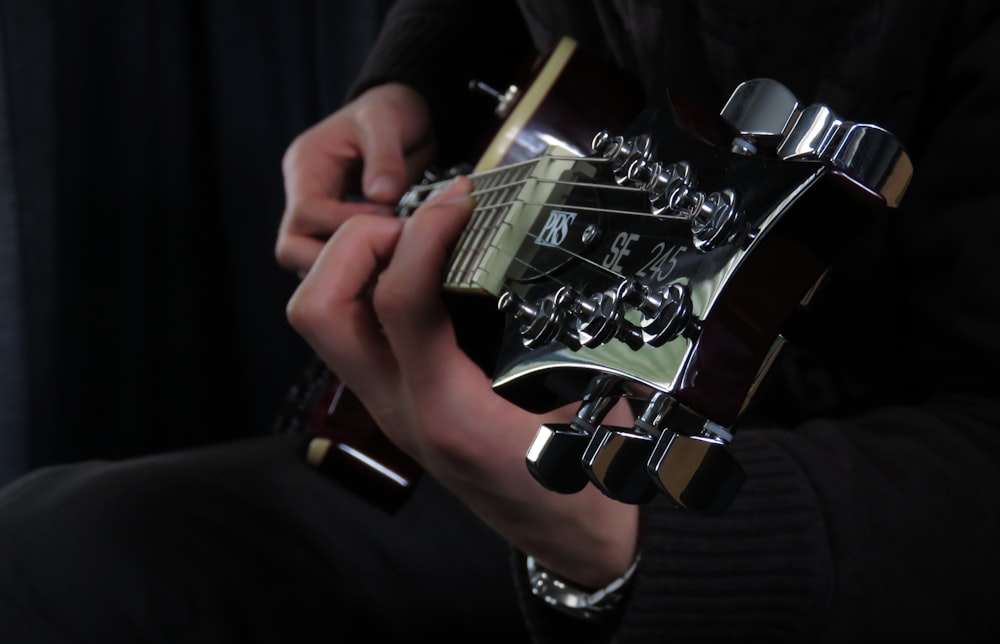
[354,105,414,205]
[274,234,324,276]
[281,117,361,206]
[283,197,397,237]
[287,214,405,400]
[276,198,397,273]
[374,176,482,386]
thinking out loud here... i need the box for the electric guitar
[274,37,912,513]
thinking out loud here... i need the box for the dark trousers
[0,434,531,643]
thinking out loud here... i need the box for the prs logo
[535,209,578,247]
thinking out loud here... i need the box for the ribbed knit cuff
[625,431,833,641]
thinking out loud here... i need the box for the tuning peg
[646,426,746,514]
[821,121,913,208]
[628,159,695,215]
[591,131,652,185]
[498,291,580,350]
[689,189,744,252]
[526,423,593,493]
[618,281,692,347]
[720,78,800,155]
[554,287,643,350]
[525,375,622,493]
[581,425,657,504]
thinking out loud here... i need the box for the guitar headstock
[444,78,912,511]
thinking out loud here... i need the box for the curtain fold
[0,0,391,481]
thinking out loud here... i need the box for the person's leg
[0,433,530,643]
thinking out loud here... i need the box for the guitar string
[456,167,677,284]
[401,153,691,289]
[404,154,677,221]
[401,153,589,198]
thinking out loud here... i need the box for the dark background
[0,0,394,484]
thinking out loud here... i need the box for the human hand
[276,83,436,276]
[286,176,640,589]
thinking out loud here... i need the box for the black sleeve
[345,0,534,166]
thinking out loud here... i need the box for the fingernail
[368,175,400,201]
[441,193,476,206]
[435,176,472,200]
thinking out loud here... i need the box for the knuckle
[285,289,326,335]
[281,133,307,173]
[273,238,295,271]
[370,270,411,326]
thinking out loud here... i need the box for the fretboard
[444,150,587,296]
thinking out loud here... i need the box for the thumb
[355,108,414,205]
[353,84,434,205]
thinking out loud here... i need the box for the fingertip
[426,175,474,206]
[366,175,405,203]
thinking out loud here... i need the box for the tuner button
[525,375,624,494]
[775,103,843,161]
[720,79,800,145]
[526,423,592,494]
[824,123,913,209]
[774,103,913,208]
[647,430,746,514]
[581,425,658,504]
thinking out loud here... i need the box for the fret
[445,161,534,292]
[445,151,586,296]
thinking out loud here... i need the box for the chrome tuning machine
[498,291,580,350]
[553,286,644,351]
[591,131,653,185]
[721,78,912,207]
[593,129,746,253]
[638,398,746,514]
[526,375,623,494]
[618,280,692,347]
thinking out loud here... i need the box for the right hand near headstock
[276,82,437,276]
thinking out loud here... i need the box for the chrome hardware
[631,391,673,437]
[558,288,618,347]
[776,103,843,160]
[629,159,694,215]
[591,131,652,185]
[554,287,644,351]
[722,79,912,207]
[525,375,623,494]
[581,392,671,505]
[608,144,744,251]
[498,292,580,350]
[618,281,693,347]
[581,224,600,245]
[468,79,521,118]
[581,425,658,504]
[689,189,744,252]
[645,413,746,514]
[720,78,800,154]
[775,103,912,207]
[822,122,912,208]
